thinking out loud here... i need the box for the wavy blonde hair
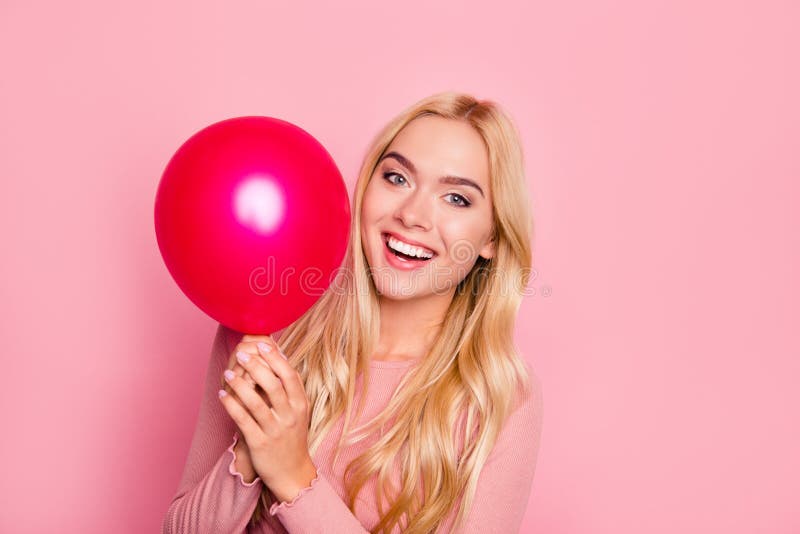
[247,91,535,532]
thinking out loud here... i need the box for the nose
[394,190,432,231]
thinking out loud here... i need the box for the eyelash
[382,172,472,207]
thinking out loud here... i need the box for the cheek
[361,181,392,223]
[360,184,377,225]
[440,220,486,262]
[362,175,378,205]
[359,182,382,251]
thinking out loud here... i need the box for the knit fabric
[162,323,543,533]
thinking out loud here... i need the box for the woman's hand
[220,337,270,482]
[218,333,318,503]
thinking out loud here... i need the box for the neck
[374,290,453,362]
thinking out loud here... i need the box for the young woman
[162,91,544,533]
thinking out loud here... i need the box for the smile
[381,233,437,265]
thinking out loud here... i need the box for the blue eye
[382,172,406,185]
[445,193,471,207]
[383,172,471,207]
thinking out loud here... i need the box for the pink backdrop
[1,1,797,532]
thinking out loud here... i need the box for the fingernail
[218,389,227,398]
[236,350,250,364]
[257,342,271,353]
[224,369,235,381]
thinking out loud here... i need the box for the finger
[235,349,291,417]
[226,340,279,399]
[230,340,269,365]
[226,340,270,382]
[217,387,264,445]
[226,360,272,407]
[241,333,273,344]
[230,363,258,388]
[222,357,258,389]
[255,341,306,408]
[221,365,252,402]
[224,367,278,430]
[222,376,272,411]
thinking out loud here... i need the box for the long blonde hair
[248,91,536,533]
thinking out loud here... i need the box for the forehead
[384,115,490,186]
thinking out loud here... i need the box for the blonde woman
[162,91,544,534]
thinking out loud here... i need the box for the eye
[382,172,407,186]
[445,193,472,207]
[383,171,471,207]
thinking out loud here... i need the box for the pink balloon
[154,116,351,334]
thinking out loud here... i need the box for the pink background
[1,1,797,533]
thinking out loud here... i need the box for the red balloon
[154,116,351,334]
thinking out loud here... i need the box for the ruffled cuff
[268,471,322,516]
[226,432,262,488]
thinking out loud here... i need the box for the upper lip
[382,231,437,255]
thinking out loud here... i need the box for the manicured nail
[236,350,250,364]
[224,369,235,381]
[218,389,227,398]
[257,342,271,353]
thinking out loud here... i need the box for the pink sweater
[162,324,544,533]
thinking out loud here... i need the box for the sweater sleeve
[266,470,371,533]
[451,372,545,534]
[161,323,265,534]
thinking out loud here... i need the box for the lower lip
[382,236,435,271]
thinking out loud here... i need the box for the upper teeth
[387,235,434,259]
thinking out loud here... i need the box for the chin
[372,280,417,300]
[372,275,436,300]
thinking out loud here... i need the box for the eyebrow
[380,151,485,198]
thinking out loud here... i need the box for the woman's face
[360,115,496,300]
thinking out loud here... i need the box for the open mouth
[382,233,437,262]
